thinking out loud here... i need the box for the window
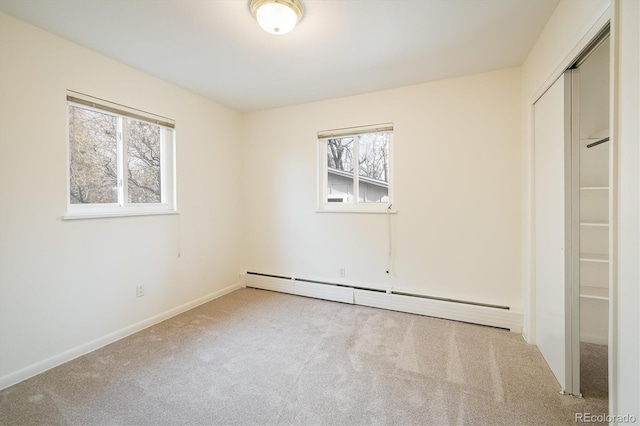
[65,91,176,218]
[318,124,393,212]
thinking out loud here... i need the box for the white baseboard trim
[391,293,523,332]
[580,333,608,345]
[245,272,523,333]
[245,273,295,294]
[296,280,354,304]
[0,281,242,390]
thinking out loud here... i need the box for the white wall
[0,14,243,387]
[241,68,522,309]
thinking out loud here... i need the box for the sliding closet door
[534,70,580,396]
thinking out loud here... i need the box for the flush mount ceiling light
[250,0,303,35]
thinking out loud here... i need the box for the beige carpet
[580,342,608,400]
[0,288,608,425]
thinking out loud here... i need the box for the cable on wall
[386,203,393,274]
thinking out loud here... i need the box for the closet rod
[587,137,609,148]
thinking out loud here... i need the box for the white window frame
[317,123,394,213]
[64,91,177,220]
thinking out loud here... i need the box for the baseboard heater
[244,272,523,333]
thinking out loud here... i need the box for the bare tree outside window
[358,132,389,203]
[68,105,118,204]
[66,93,176,218]
[326,137,354,202]
[126,119,161,203]
[327,137,353,172]
[326,134,389,181]
[325,132,390,204]
[358,132,389,182]
[319,125,392,210]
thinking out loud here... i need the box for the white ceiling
[0,0,559,112]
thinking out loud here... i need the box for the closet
[577,36,609,397]
[533,29,610,399]
[578,38,609,345]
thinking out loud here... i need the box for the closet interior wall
[577,38,610,346]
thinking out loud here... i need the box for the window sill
[316,209,397,214]
[62,210,180,220]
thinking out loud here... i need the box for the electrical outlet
[339,267,345,277]
[136,285,145,298]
